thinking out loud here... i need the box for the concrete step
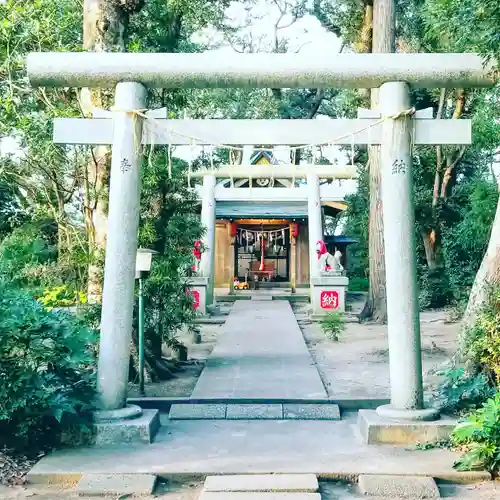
[75,473,157,496]
[193,317,226,324]
[204,473,319,492]
[169,403,340,420]
[200,494,321,500]
[358,474,440,498]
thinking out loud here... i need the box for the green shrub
[433,286,499,417]
[0,282,97,450]
[0,223,87,295]
[348,276,369,292]
[433,368,495,415]
[37,285,87,310]
[462,286,500,385]
[319,311,345,341]
[0,223,55,288]
[419,266,453,310]
[452,394,500,475]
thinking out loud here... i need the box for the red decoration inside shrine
[259,234,265,271]
[291,222,299,238]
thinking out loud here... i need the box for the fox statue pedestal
[188,277,209,316]
[311,273,349,319]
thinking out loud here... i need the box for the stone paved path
[190,301,327,399]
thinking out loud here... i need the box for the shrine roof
[215,201,340,219]
[249,151,278,165]
[324,235,357,246]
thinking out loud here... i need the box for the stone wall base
[188,277,209,316]
[358,409,456,445]
[94,409,160,446]
[310,275,349,316]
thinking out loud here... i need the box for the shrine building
[198,150,354,291]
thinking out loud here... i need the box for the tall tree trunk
[355,1,373,53]
[421,228,442,271]
[463,189,500,328]
[83,0,130,303]
[360,0,394,323]
[85,146,110,302]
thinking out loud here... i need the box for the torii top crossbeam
[27,52,494,89]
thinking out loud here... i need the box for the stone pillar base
[188,277,209,316]
[93,405,160,446]
[376,403,439,421]
[358,409,456,445]
[310,274,349,316]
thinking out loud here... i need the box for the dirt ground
[293,297,459,399]
[127,322,222,398]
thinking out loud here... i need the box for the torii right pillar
[379,82,435,418]
[359,81,442,444]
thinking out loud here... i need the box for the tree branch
[308,89,325,119]
[440,146,467,200]
[433,88,446,208]
[436,87,446,119]
[452,89,466,119]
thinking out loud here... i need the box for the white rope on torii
[135,108,400,155]
[131,107,416,182]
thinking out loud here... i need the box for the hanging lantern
[229,222,237,238]
[291,222,299,238]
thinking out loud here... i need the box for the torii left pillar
[94,82,160,443]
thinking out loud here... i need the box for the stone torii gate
[27,52,494,442]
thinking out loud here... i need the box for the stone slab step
[252,295,274,301]
[75,473,157,496]
[226,404,283,420]
[169,403,340,420]
[200,494,321,500]
[283,403,340,420]
[358,474,440,498]
[204,474,318,492]
[169,403,226,420]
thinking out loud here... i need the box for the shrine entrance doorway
[235,219,291,287]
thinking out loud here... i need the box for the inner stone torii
[27,52,494,433]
